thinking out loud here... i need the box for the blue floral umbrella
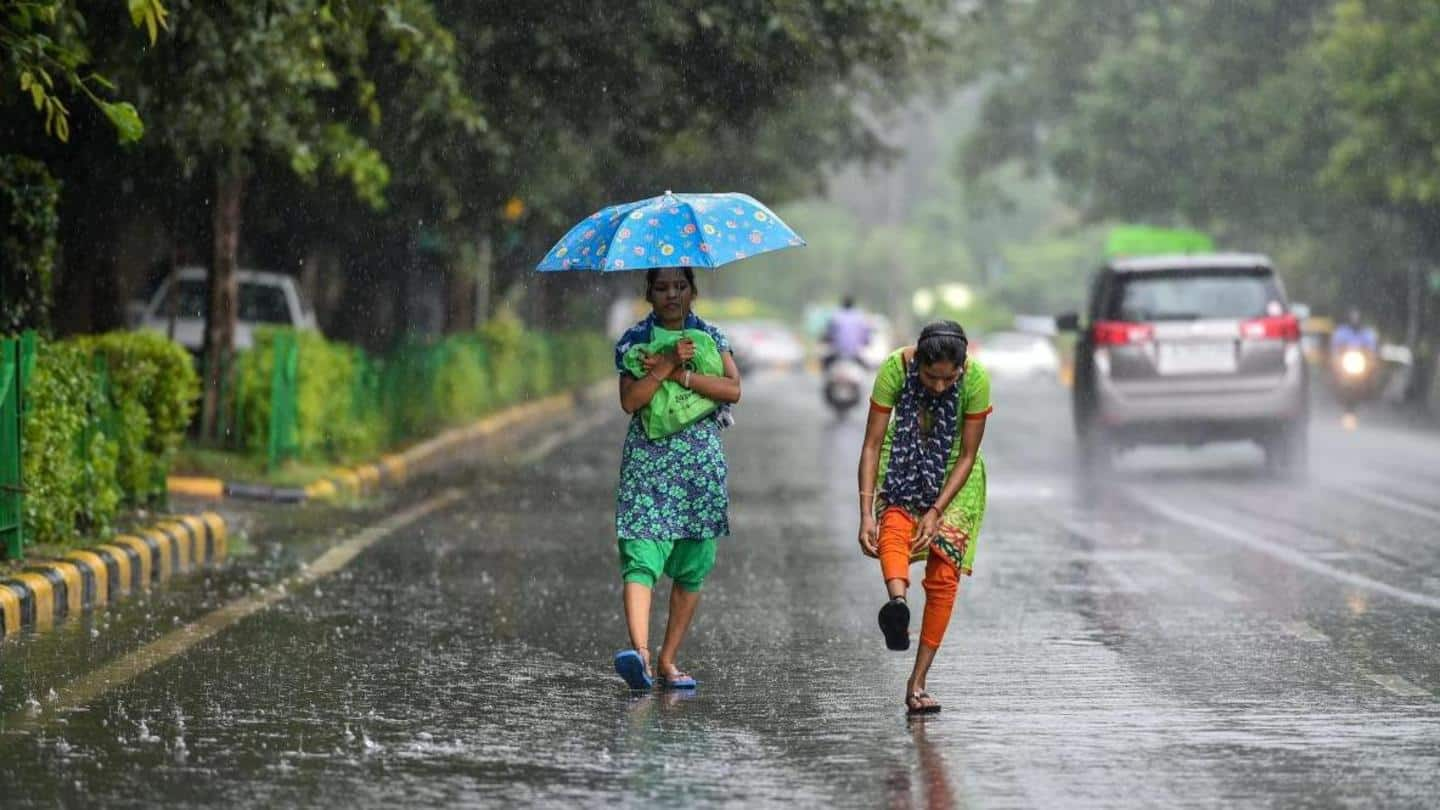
[535,191,805,272]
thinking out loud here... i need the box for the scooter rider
[824,296,873,370]
[1331,307,1378,355]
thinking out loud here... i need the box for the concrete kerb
[0,511,228,640]
[166,380,613,505]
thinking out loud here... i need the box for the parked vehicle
[973,331,1060,381]
[1057,253,1308,474]
[723,320,806,372]
[135,267,318,353]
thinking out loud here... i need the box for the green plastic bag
[622,327,723,439]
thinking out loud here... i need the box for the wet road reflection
[0,371,1437,806]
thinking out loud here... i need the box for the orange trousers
[877,507,960,649]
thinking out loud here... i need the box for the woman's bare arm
[858,406,889,517]
[618,352,679,414]
[669,353,742,404]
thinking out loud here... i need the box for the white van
[136,267,318,352]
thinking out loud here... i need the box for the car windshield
[1110,270,1280,321]
[160,278,291,324]
[240,283,291,324]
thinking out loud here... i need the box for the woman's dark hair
[915,320,968,368]
[645,268,697,300]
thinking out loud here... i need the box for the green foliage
[231,322,612,467]
[20,339,121,547]
[0,155,60,333]
[1319,0,1440,206]
[958,0,1440,341]
[80,330,200,503]
[1,0,164,143]
[235,329,383,464]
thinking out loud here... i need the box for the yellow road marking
[179,515,209,562]
[64,551,109,607]
[144,530,174,581]
[157,522,191,571]
[112,536,153,588]
[94,544,134,597]
[305,479,337,500]
[0,585,20,635]
[356,465,381,492]
[166,476,225,499]
[46,562,84,617]
[11,573,54,630]
[5,490,462,734]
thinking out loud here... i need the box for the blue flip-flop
[614,650,654,690]
[660,672,697,690]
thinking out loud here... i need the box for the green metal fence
[0,334,27,559]
[266,331,299,471]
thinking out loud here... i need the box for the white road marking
[1346,488,1440,526]
[1364,673,1432,698]
[1279,621,1329,643]
[515,407,614,465]
[5,489,464,734]
[1125,490,1440,611]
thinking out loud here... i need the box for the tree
[1,0,164,144]
[126,0,480,437]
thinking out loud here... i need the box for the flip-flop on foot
[878,597,911,651]
[614,650,653,690]
[660,672,697,690]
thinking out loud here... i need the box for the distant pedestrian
[855,321,991,714]
[611,267,742,690]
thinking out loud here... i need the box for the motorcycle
[823,356,866,416]
[1331,346,1378,414]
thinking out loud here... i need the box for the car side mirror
[1055,312,1081,332]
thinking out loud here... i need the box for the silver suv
[1058,253,1308,473]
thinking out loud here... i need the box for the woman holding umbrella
[611,267,741,690]
[856,321,991,715]
[538,191,803,690]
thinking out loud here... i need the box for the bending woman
[612,267,741,690]
[856,321,991,714]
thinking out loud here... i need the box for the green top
[870,348,992,490]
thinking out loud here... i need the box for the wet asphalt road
[2,371,1439,808]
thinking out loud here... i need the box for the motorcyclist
[823,296,873,370]
[1331,308,1378,355]
[1330,308,1379,426]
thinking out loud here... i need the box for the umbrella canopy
[536,191,805,272]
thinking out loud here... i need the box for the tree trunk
[200,164,244,441]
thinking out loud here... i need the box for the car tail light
[1240,315,1300,342]
[1092,321,1155,346]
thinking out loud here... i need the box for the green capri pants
[617,537,717,592]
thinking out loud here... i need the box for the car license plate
[1158,342,1236,375]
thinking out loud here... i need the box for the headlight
[1340,350,1368,376]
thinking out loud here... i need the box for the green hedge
[233,328,383,462]
[19,331,197,547]
[231,317,613,466]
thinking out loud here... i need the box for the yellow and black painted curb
[168,387,589,504]
[0,512,227,639]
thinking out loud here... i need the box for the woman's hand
[858,514,879,558]
[910,507,941,554]
[674,338,696,365]
[641,350,679,379]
